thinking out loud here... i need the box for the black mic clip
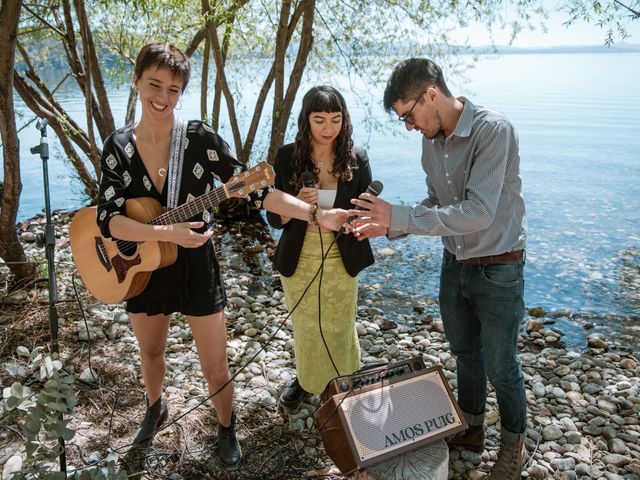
[30,118,50,160]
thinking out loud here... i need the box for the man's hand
[348,222,389,240]
[348,193,392,229]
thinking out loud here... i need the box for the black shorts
[126,240,227,316]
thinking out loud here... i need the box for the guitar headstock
[226,161,275,199]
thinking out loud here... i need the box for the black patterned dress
[96,119,269,316]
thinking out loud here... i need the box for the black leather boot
[132,394,169,445]
[279,377,311,411]
[218,412,242,469]
[121,394,169,477]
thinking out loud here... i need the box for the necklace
[135,124,170,179]
[312,153,333,169]
[149,146,169,178]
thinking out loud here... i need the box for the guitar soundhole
[117,240,137,257]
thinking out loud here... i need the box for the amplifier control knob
[340,382,350,392]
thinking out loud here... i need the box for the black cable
[64,230,346,476]
[316,228,341,378]
[41,207,360,478]
[4,252,346,479]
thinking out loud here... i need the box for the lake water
[6,53,640,350]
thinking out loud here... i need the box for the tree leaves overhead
[562,0,639,45]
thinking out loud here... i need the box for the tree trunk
[201,35,210,122]
[267,0,315,165]
[13,72,98,197]
[243,1,305,162]
[73,0,116,139]
[124,83,137,125]
[15,41,102,175]
[204,0,244,162]
[211,6,239,130]
[269,0,292,163]
[0,0,35,284]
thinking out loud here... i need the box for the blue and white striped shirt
[389,98,527,260]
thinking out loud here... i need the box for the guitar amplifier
[315,357,466,475]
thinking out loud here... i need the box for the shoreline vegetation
[1,210,639,479]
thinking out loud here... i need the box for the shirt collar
[451,97,474,138]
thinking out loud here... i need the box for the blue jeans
[439,249,527,444]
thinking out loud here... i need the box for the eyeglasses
[398,90,427,124]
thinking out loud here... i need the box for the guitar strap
[166,117,188,210]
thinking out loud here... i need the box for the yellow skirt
[281,230,360,394]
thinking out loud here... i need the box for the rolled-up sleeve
[96,135,127,240]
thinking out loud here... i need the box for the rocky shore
[1,211,639,479]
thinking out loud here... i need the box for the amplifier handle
[356,362,387,373]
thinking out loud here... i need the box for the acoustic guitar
[70,161,274,304]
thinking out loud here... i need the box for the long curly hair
[290,86,357,188]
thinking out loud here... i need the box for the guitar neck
[149,185,229,226]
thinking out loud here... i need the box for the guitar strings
[112,164,269,252]
[113,184,229,252]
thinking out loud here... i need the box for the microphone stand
[30,118,67,476]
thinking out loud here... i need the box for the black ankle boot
[279,377,311,411]
[121,394,169,477]
[133,394,169,445]
[218,412,242,469]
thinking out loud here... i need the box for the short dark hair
[383,58,452,112]
[291,85,357,186]
[134,42,190,92]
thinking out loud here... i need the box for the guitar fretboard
[148,185,230,226]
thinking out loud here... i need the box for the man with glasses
[347,58,528,480]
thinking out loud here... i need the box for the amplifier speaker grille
[315,359,466,475]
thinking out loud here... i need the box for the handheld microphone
[345,180,383,224]
[301,171,315,188]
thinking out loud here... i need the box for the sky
[450,4,640,48]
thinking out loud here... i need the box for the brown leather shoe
[488,442,528,480]
[446,424,485,452]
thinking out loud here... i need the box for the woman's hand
[297,186,318,205]
[163,222,213,248]
[316,208,349,231]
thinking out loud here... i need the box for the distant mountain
[466,43,640,54]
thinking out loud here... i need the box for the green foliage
[1,347,126,479]
[87,0,200,88]
[562,0,639,45]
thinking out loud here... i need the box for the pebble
[2,214,639,480]
[2,456,22,480]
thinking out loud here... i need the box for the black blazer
[267,143,375,277]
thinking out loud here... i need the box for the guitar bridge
[94,237,112,272]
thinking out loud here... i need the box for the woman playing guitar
[96,42,348,472]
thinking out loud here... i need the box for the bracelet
[308,204,319,226]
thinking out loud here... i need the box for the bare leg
[187,311,233,426]
[130,313,170,404]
